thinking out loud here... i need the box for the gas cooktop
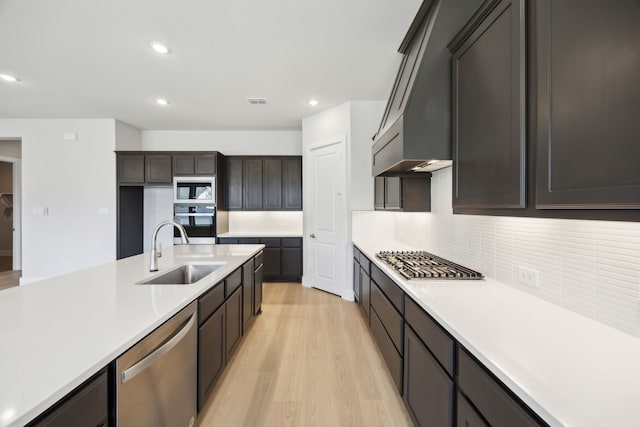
[376,251,483,280]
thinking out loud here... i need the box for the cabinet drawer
[370,281,403,355]
[281,237,301,247]
[224,268,242,298]
[371,264,404,314]
[458,347,545,427]
[237,238,260,244]
[254,251,264,268]
[370,307,403,393]
[198,282,224,325]
[405,296,455,377]
[353,246,362,261]
[218,237,238,244]
[261,238,280,248]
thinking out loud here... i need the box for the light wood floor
[0,270,20,291]
[197,283,413,427]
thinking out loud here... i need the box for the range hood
[372,0,481,176]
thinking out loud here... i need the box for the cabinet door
[118,154,145,184]
[254,263,264,315]
[242,259,254,330]
[243,159,263,209]
[457,393,489,427]
[218,237,239,244]
[451,0,526,209]
[262,247,281,278]
[173,154,195,176]
[283,157,302,210]
[195,154,217,175]
[263,159,283,209]
[374,177,385,210]
[353,258,361,300]
[281,247,302,280]
[403,325,454,427]
[360,267,370,322]
[535,0,640,209]
[225,287,242,361]
[226,157,243,210]
[198,305,225,411]
[146,154,172,184]
[385,177,402,210]
[28,370,108,427]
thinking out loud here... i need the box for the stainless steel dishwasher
[116,301,197,427]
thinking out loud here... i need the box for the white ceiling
[0,0,421,130]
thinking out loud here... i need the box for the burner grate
[376,251,483,280]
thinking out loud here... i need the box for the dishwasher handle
[121,313,196,384]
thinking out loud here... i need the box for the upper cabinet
[534,0,640,209]
[225,156,302,211]
[449,0,526,209]
[173,153,219,176]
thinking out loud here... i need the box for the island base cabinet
[457,392,489,427]
[225,287,243,361]
[242,259,255,331]
[254,262,264,315]
[198,305,225,411]
[27,369,108,427]
[403,325,454,427]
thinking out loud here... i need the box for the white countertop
[218,231,303,238]
[353,239,640,427]
[0,244,263,427]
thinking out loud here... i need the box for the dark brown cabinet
[173,153,218,176]
[534,0,640,209]
[225,156,303,211]
[242,259,255,331]
[225,286,242,360]
[254,260,264,315]
[404,325,454,427]
[458,347,545,426]
[243,159,264,210]
[118,154,145,185]
[219,237,302,282]
[375,176,431,212]
[197,301,225,411]
[450,0,526,209]
[145,154,172,184]
[27,369,108,427]
[457,393,488,427]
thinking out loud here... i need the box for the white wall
[141,130,302,155]
[353,167,640,338]
[0,119,117,283]
[228,211,303,234]
[302,101,385,298]
[0,139,21,158]
[115,120,142,150]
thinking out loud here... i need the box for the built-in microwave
[173,176,215,204]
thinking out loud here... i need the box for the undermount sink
[138,262,226,285]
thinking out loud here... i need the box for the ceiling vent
[247,98,267,105]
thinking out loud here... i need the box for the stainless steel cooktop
[376,251,483,280]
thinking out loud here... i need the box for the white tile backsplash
[353,167,640,337]
[228,211,303,234]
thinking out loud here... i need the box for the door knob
[310,233,316,238]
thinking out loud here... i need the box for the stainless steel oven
[173,176,215,204]
[174,204,216,244]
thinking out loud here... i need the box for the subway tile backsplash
[353,167,640,337]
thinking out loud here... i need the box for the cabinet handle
[310,233,316,238]
[121,313,196,384]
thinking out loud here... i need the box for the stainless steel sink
[138,262,226,285]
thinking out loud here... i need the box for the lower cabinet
[225,286,243,361]
[218,237,302,282]
[242,258,255,331]
[254,261,264,315]
[403,325,454,427]
[198,303,225,411]
[457,392,488,427]
[27,369,108,427]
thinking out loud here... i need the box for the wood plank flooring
[0,270,20,291]
[197,283,413,427]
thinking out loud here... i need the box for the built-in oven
[173,204,216,244]
[173,176,215,204]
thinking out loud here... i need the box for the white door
[306,138,347,296]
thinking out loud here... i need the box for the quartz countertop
[0,244,264,427]
[218,231,303,238]
[353,238,640,427]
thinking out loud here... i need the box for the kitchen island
[354,238,640,427]
[0,244,264,427]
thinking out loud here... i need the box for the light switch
[33,207,49,216]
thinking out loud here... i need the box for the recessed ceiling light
[150,42,170,54]
[308,99,319,107]
[155,98,170,106]
[0,74,19,83]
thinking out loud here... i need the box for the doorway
[305,136,348,297]
[0,161,14,272]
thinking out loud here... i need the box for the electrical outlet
[518,266,538,288]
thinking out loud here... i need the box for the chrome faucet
[150,220,190,272]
